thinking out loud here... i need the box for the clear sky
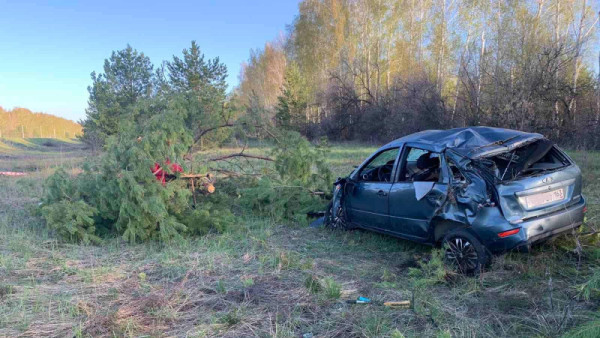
[0,0,300,122]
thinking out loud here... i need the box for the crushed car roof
[384,126,544,158]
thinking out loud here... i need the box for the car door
[345,147,400,230]
[388,147,448,240]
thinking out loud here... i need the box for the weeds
[304,275,322,294]
[219,308,242,327]
[215,280,227,294]
[562,318,600,338]
[578,269,600,301]
[408,250,448,289]
[322,277,341,300]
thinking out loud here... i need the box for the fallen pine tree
[40,43,332,244]
[40,109,332,244]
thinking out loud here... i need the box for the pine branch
[207,152,274,162]
[194,122,236,143]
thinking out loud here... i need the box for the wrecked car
[325,127,586,273]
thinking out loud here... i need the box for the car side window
[358,148,399,182]
[399,147,441,182]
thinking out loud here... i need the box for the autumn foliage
[0,106,82,139]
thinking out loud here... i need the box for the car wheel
[324,201,351,230]
[441,230,489,274]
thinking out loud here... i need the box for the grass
[0,142,599,337]
[0,137,86,174]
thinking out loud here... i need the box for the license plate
[524,188,565,209]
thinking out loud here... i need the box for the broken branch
[208,153,274,162]
[194,123,236,143]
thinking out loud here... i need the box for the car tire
[441,229,489,275]
[324,201,352,230]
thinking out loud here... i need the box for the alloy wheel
[444,236,480,273]
[326,204,348,230]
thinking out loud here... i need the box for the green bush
[41,200,100,244]
[241,131,332,222]
[179,194,236,236]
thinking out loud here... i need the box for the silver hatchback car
[325,127,587,273]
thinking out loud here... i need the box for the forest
[0,107,82,139]
[238,0,600,147]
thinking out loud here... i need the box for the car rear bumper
[484,197,585,253]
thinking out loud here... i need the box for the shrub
[178,198,236,236]
[41,200,100,244]
[241,131,332,222]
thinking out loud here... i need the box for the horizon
[0,0,300,122]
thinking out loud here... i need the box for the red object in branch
[151,159,183,185]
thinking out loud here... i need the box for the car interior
[399,148,441,182]
[358,148,398,182]
[358,147,441,183]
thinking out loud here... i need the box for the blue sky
[0,0,300,121]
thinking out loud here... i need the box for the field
[1,140,599,337]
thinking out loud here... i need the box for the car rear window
[484,140,571,181]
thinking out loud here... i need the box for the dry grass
[1,143,599,337]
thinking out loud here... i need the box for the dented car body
[327,127,586,269]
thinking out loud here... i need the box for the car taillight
[498,228,521,238]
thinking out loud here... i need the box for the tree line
[237,0,600,148]
[0,107,82,139]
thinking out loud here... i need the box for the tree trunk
[436,0,446,96]
[366,48,371,99]
[386,41,391,92]
[418,1,424,65]
[476,30,486,119]
[595,51,600,145]
[568,0,587,128]
[452,31,471,124]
